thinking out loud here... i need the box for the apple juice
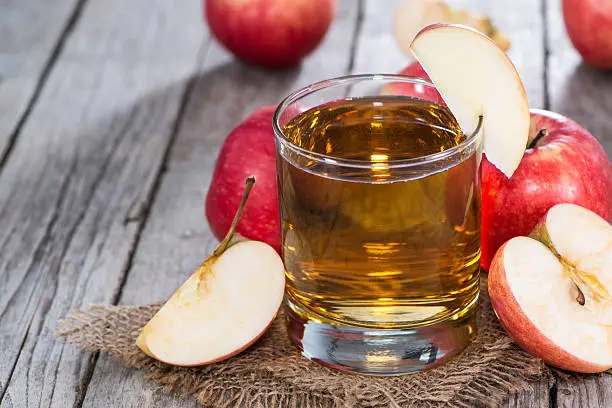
[278,96,481,329]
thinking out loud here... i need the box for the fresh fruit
[206,106,281,253]
[381,62,444,103]
[410,24,530,178]
[562,0,612,69]
[393,0,510,56]
[137,178,285,366]
[205,0,336,68]
[488,204,612,373]
[481,109,612,270]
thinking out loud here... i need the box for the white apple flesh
[410,24,530,178]
[136,178,286,366]
[489,204,612,373]
[393,0,510,56]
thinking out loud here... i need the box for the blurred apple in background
[205,0,336,68]
[206,106,281,252]
[381,61,444,103]
[481,109,612,270]
[393,0,510,56]
[563,0,612,69]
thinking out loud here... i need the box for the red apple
[488,204,612,373]
[205,0,336,68]
[563,0,612,69]
[481,109,612,270]
[206,106,281,252]
[381,62,444,104]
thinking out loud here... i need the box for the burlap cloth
[56,276,557,407]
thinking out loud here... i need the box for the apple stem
[575,283,586,306]
[527,128,548,149]
[213,176,256,256]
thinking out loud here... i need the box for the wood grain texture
[545,0,612,404]
[0,0,83,164]
[546,0,612,158]
[81,1,362,407]
[555,373,612,408]
[0,0,204,406]
[504,382,550,408]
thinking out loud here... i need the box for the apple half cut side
[136,178,286,366]
[489,204,612,373]
[393,0,510,56]
[410,24,530,178]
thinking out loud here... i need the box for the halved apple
[136,178,286,366]
[489,204,612,373]
[410,24,529,178]
[393,0,510,56]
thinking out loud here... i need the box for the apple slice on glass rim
[410,24,530,178]
[489,204,612,373]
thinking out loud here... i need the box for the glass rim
[273,73,482,170]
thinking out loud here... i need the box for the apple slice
[531,203,612,321]
[393,0,452,55]
[136,177,285,366]
[393,1,510,56]
[410,24,529,178]
[489,204,612,373]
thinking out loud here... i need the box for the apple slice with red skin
[481,109,612,270]
[137,178,285,366]
[489,204,612,373]
[410,24,530,178]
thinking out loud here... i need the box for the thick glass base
[285,297,478,376]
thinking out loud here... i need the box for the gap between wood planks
[0,0,89,175]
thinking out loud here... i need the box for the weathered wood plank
[0,0,205,406]
[546,0,612,157]
[81,1,363,406]
[555,374,612,408]
[504,382,550,408]
[0,0,83,165]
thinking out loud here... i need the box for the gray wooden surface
[0,0,610,407]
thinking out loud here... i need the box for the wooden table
[1,0,610,406]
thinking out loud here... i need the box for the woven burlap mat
[56,276,556,407]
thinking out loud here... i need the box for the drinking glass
[273,74,483,375]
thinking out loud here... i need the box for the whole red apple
[382,61,444,103]
[206,106,281,252]
[481,109,612,270]
[205,0,336,68]
[563,0,612,69]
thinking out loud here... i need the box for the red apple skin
[205,0,336,68]
[562,0,612,69]
[481,109,612,270]
[206,106,281,252]
[488,242,611,373]
[382,62,444,104]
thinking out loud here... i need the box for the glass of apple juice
[273,74,483,375]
